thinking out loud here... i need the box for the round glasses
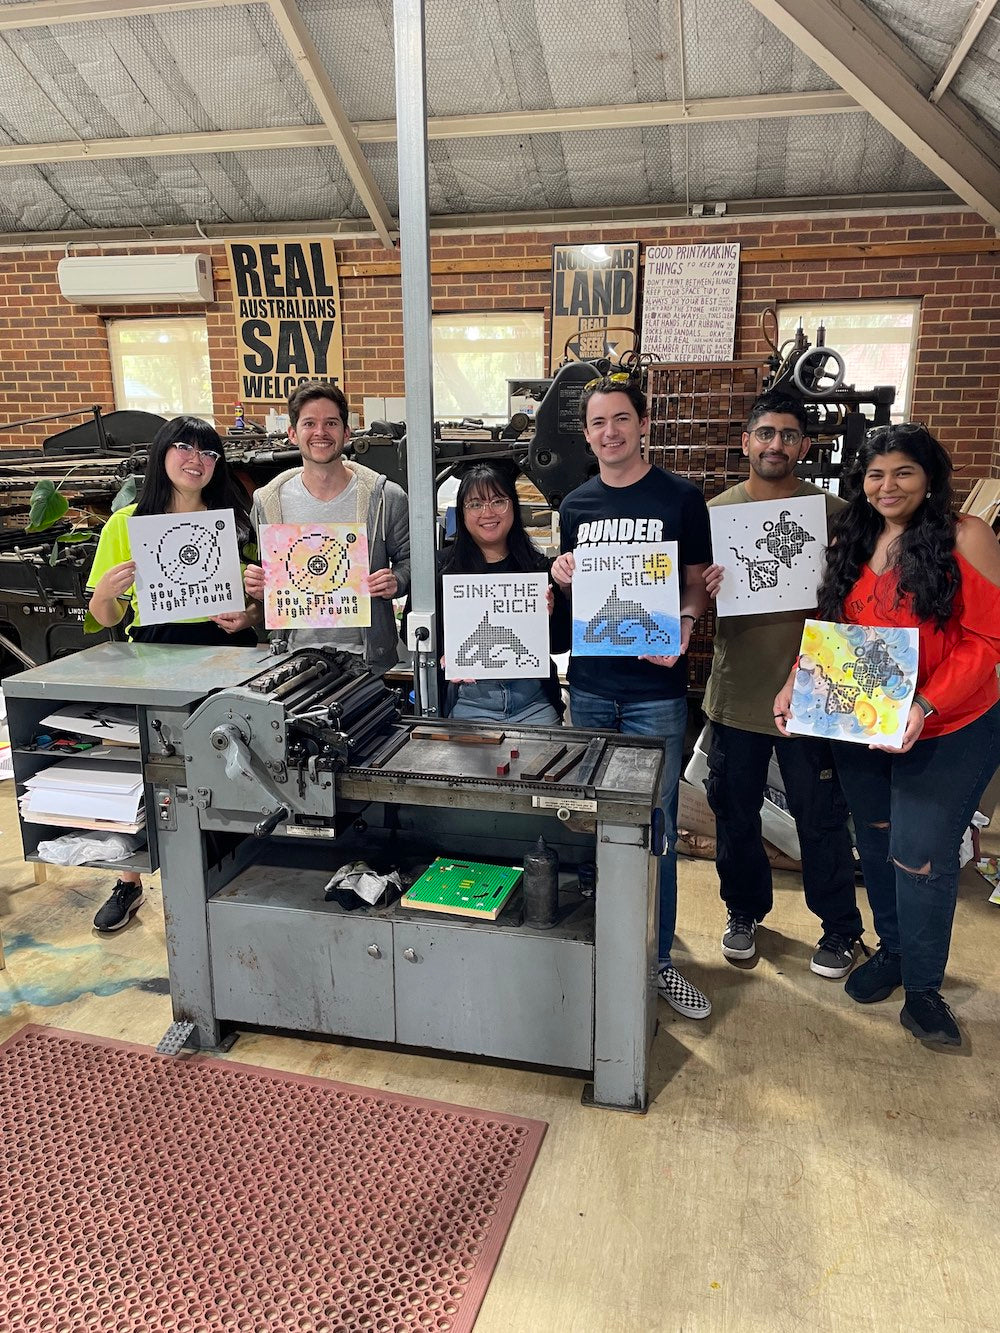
[751,426,803,447]
[173,441,221,463]
[464,496,511,515]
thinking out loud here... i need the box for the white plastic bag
[35,831,146,866]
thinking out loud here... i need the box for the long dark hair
[817,424,958,627]
[440,462,547,575]
[133,416,252,544]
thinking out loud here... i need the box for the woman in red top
[774,424,1000,1048]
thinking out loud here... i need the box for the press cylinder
[522,836,559,929]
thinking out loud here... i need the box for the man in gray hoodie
[244,381,410,674]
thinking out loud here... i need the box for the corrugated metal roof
[0,0,995,238]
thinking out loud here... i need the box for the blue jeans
[569,686,687,967]
[448,679,560,726]
[833,700,1000,991]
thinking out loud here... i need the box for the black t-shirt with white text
[559,466,712,701]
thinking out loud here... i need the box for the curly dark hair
[816,424,958,628]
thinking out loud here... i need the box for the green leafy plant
[27,469,136,567]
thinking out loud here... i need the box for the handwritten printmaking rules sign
[443,573,549,681]
[261,523,370,630]
[128,510,245,625]
[640,242,740,361]
[788,620,919,749]
[710,495,828,617]
[572,544,680,657]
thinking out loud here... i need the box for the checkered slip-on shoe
[656,966,711,1019]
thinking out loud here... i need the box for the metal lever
[150,718,175,757]
[253,805,289,838]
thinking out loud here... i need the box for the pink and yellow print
[261,523,371,630]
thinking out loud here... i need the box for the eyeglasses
[464,496,511,515]
[584,371,634,391]
[751,426,803,447]
[173,441,221,463]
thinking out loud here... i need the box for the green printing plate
[400,858,523,920]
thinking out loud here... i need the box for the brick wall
[1,210,997,482]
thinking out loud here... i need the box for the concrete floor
[1,778,999,1333]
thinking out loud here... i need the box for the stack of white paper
[19,757,145,833]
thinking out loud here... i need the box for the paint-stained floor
[2,779,999,1333]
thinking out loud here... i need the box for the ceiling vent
[56,253,215,304]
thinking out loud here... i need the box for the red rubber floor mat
[0,1025,547,1332]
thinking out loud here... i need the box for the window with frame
[107,317,213,420]
[432,312,545,423]
[778,300,920,420]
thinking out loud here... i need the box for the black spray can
[523,835,559,928]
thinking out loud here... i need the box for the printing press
[5,640,665,1112]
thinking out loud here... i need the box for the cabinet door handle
[366,944,382,959]
[402,947,418,963]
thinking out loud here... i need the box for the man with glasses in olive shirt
[702,391,863,978]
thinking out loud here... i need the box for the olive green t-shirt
[702,480,846,736]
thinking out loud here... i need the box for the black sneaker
[900,990,961,1047]
[721,913,757,960]
[844,945,902,1003]
[811,934,867,979]
[93,881,144,932]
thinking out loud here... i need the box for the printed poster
[261,523,370,630]
[225,237,345,404]
[710,495,828,617]
[127,510,245,625]
[640,242,740,361]
[572,543,680,657]
[787,620,919,749]
[442,573,549,681]
[550,243,639,372]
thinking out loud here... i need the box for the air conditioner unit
[56,253,215,304]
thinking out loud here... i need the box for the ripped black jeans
[833,699,1000,991]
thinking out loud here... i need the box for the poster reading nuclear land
[710,495,829,617]
[550,244,639,372]
[442,573,549,681]
[572,544,680,657]
[787,620,919,749]
[261,523,370,630]
[225,238,345,405]
[128,510,245,625]
[640,243,740,361]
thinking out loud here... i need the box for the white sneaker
[657,965,712,1019]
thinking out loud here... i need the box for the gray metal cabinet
[209,895,396,1040]
[393,920,594,1069]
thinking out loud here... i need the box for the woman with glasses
[85,416,260,931]
[427,461,570,725]
[773,423,1000,1047]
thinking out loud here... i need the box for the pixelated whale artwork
[456,616,541,670]
[442,572,550,679]
[582,587,675,649]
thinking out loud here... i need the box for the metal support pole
[393,0,439,715]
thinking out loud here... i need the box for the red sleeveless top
[844,552,1000,737]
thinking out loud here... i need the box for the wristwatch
[914,694,935,717]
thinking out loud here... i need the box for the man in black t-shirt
[552,376,712,1019]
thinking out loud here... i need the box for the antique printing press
[6,641,665,1112]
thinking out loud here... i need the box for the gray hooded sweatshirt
[251,460,411,676]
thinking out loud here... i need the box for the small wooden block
[496,761,510,776]
[520,742,569,782]
[411,728,505,745]
[509,747,520,759]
